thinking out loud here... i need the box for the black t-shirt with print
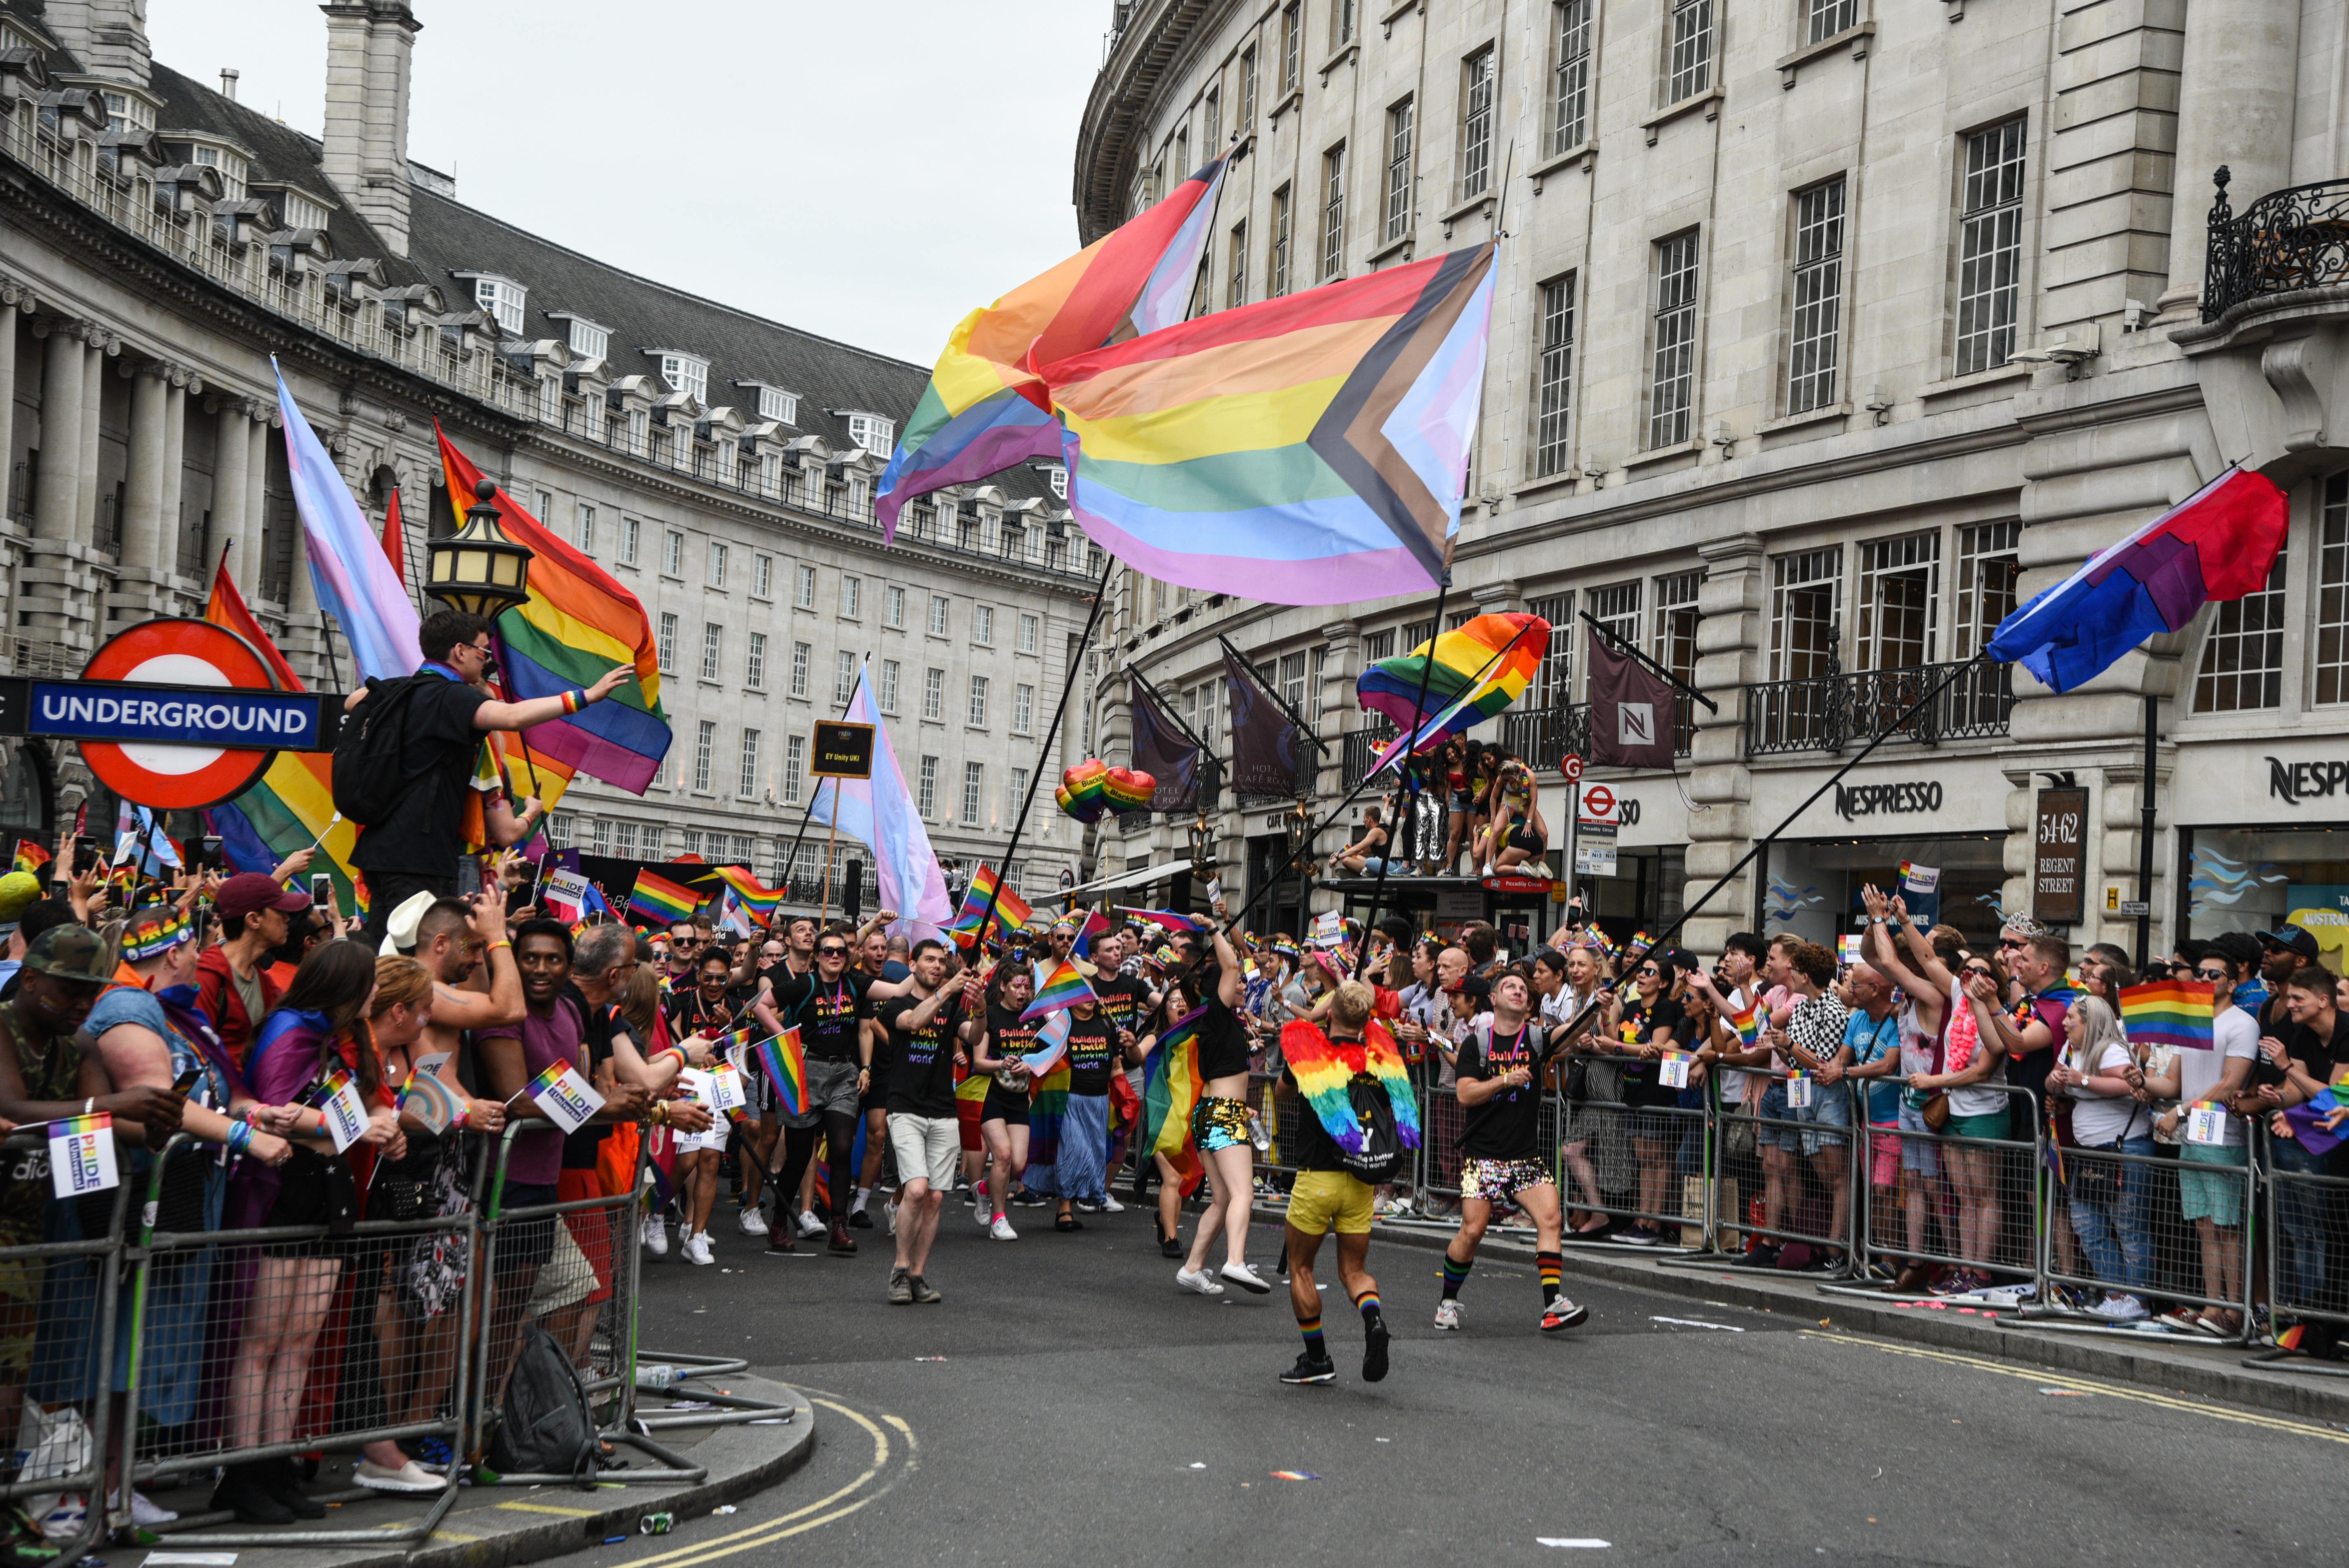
[984,1001,1041,1072]
[767,971,872,1063]
[1456,1019,1544,1160]
[879,993,959,1117]
[1092,976,1150,1044]
[1065,1010,1118,1095]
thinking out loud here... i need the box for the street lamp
[427,479,535,617]
[1185,813,1214,876]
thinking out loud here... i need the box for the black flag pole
[1578,611,1716,712]
[1352,577,1451,977]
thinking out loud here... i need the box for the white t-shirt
[2064,1037,2144,1146]
[1717,984,1754,1101]
[2178,1004,2258,1147]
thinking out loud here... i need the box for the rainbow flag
[10,839,47,875]
[757,1029,806,1119]
[439,427,670,796]
[876,150,1234,540]
[1279,1021,1368,1155]
[1727,1001,1762,1049]
[628,870,700,926]
[2119,979,2215,1052]
[697,865,783,922]
[1358,612,1549,767]
[1023,1056,1073,1192]
[949,864,1031,948]
[1118,906,1208,935]
[1022,958,1097,1021]
[1042,243,1496,606]
[1364,1019,1420,1148]
[1142,1005,1207,1158]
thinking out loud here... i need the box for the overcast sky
[147,0,1106,366]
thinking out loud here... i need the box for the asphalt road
[570,1195,2349,1568]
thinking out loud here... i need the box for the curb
[1355,1217,2349,1426]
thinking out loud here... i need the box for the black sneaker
[1279,1351,1338,1385]
[1362,1314,1390,1383]
[849,1209,875,1229]
[1742,1245,1782,1269]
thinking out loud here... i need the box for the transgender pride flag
[274,362,420,682]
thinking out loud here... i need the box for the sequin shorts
[1461,1157,1553,1205]
[1192,1095,1252,1153]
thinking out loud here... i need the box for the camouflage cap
[22,924,115,985]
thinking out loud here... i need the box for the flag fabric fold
[1358,611,1548,771]
[948,865,1031,950]
[628,870,699,927]
[274,363,419,682]
[1128,675,1202,814]
[1223,644,1301,799]
[802,663,956,943]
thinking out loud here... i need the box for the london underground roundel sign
[78,618,284,809]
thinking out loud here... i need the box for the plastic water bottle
[635,1364,679,1389]
[1248,1111,1270,1152]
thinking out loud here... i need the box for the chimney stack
[319,1,420,257]
[41,2,154,89]
[219,67,238,101]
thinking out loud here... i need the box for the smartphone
[72,835,100,875]
[171,1066,201,1095]
[310,873,336,911]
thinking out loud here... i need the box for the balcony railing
[2202,167,2349,323]
[1743,658,2012,757]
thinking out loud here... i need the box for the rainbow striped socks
[1353,1287,1382,1326]
[1538,1251,1563,1305]
[1440,1253,1471,1301]
[1297,1312,1325,1357]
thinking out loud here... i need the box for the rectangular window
[1227,220,1249,309]
[614,822,637,857]
[1384,99,1414,243]
[747,630,767,689]
[969,675,989,727]
[1953,520,2022,658]
[1459,48,1495,201]
[835,650,856,704]
[1550,1,1593,155]
[1649,230,1701,448]
[884,584,905,627]
[1335,0,1357,47]
[591,818,611,854]
[1855,531,1940,670]
[1014,682,1035,734]
[663,529,683,576]
[1205,86,1220,149]
[619,517,639,564]
[796,563,817,608]
[1654,570,1703,687]
[1240,46,1257,121]
[1769,547,1843,681]
[752,554,772,597]
[918,755,939,818]
[693,720,715,792]
[1018,612,1039,653]
[1534,275,1577,477]
[2194,540,2288,713]
[739,729,760,797]
[974,604,995,645]
[1280,2,1301,93]
[701,621,722,681]
[707,539,727,588]
[1956,118,2028,377]
[923,666,944,721]
[574,502,595,555]
[1278,652,1308,720]
[929,595,950,635]
[1270,185,1293,296]
[1788,177,1847,414]
[1585,581,1643,698]
[1320,141,1346,280]
[1809,0,1859,43]
[841,575,861,618]
[1668,0,1714,103]
[962,762,984,826]
[784,734,804,804]
[2321,477,2349,704]
[641,827,662,859]
[656,612,677,672]
[880,658,901,712]
[790,640,810,698]
[1007,768,1029,829]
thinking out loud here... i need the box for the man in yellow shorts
[1277,981,1393,1387]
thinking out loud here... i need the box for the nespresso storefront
[2175,738,2349,971]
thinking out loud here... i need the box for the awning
[1042,858,1194,903]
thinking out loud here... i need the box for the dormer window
[657,353,708,402]
[100,91,155,132]
[842,412,894,459]
[759,387,797,425]
[186,141,246,200]
[1047,465,1069,500]
[557,315,609,362]
[471,276,527,334]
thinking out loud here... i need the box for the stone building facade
[1078,0,2349,966]
[0,0,1097,905]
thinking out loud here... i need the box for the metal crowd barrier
[2252,1124,2349,1373]
[1854,1082,2043,1293]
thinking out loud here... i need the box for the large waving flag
[948,863,1031,950]
[877,150,1234,541]
[1357,611,1548,769]
[202,554,364,910]
[1044,243,1497,606]
[275,362,421,681]
[438,428,671,795]
[803,663,956,943]
[1985,465,2287,692]
[697,865,783,925]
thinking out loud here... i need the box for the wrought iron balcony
[1743,658,2012,757]
[2201,166,2349,323]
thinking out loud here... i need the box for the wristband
[487,939,512,954]
[225,1119,252,1155]
[560,687,588,715]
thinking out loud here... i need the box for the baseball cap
[217,872,312,921]
[2256,925,2321,961]
[22,924,116,984]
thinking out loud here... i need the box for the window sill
[1916,362,2034,404]
[1756,401,1851,437]
[748,593,771,605]
[1639,86,1724,145]
[1510,467,1587,502]
[1380,0,1422,31]
[1318,42,1359,84]
[742,686,767,696]
[1528,142,1597,190]
[1365,234,1416,268]
[1437,190,1495,234]
[1267,88,1303,122]
[1620,437,1706,473]
[1776,21,1874,86]
[659,572,682,584]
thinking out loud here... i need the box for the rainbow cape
[2118,979,2215,1052]
[439,426,671,796]
[1022,958,1097,1021]
[1042,243,1497,606]
[1278,1019,1422,1156]
[1358,612,1549,769]
[1986,465,2289,692]
[757,1028,807,1119]
[876,150,1234,540]
[628,870,700,926]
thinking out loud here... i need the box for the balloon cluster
[1056,759,1156,823]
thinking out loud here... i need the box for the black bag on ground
[331,675,435,827]
[1340,1073,1401,1184]
[487,1324,599,1486]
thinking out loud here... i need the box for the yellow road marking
[1799,1331,2349,1443]
[425,1531,483,1543]
[618,1398,897,1568]
[496,1502,604,1517]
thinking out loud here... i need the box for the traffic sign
[1559,754,1584,783]
[71,619,293,809]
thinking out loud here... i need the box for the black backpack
[1339,1073,1401,1184]
[331,675,434,827]
[486,1324,600,1486]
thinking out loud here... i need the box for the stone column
[1679,534,1768,960]
[0,301,17,516]
[247,409,270,593]
[33,323,86,542]
[210,397,249,586]
[159,374,188,581]
[2156,1,2304,320]
[120,361,166,568]
[74,340,102,543]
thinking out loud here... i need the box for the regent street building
[0,0,1100,905]
[1079,0,2349,967]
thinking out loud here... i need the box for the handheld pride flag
[628,870,700,928]
[1022,959,1097,1022]
[756,1029,807,1119]
[2118,979,2216,1053]
[12,839,49,875]
[45,1111,117,1199]
[523,1060,606,1135]
[1020,1009,1074,1078]
[949,864,1031,948]
[399,1066,466,1136]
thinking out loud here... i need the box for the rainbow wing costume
[1279,1019,1422,1156]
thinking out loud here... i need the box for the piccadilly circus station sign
[0,618,342,809]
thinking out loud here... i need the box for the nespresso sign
[1832,780,1945,820]
[2268,756,2349,805]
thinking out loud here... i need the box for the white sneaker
[1177,1266,1225,1296]
[736,1206,769,1237]
[884,1201,898,1236]
[796,1209,825,1238]
[2096,1293,2151,1322]
[1434,1298,1463,1331]
[111,1488,177,1526]
[1100,1194,1125,1213]
[683,1232,714,1266]
[1219,1261,1272,1295]
[976,1200,994,1226]
[353,1458,448,1493]
[641,1215,669,1255]
[991,1216,1019,1241]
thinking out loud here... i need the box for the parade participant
[664,949,746,1264]
[1475,745,1546,875]
[1274,980,1411,1384]
[731,933,794,1232]
[759,931,874,1254]
[878,942,978,1304]
[967,961,1039,1239]
[1434,971,1589,1333]
[1327,805,1390,876]
[198,872,313,1067]
[1045,991,1128,1230]
[1176,921,1273,1297]
[850,912,910,1228]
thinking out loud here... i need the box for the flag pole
[776,663,869,915]
[1352,576,1450,978]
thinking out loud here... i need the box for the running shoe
[1362,1314,1390,1383]
[1220,1261,1272,1295]
[990,1216,1019,1241]
[354,1459,447,1493]
[2095,1294,2150,1322]
[110,1488,178,1525]
[641,1215,669,1255]
[849,1208,875,1229]
[1278,1352,1338,1385]
[797,1210,825,1238]
[1075,1201,1100,1213]
[884,1201,897,1236]
[910,1275,943,1305]
[887,1266,913,1305]
[976,1201,994,1226]
[1433,1299,1462,1331]
[736,1206,769,1237]
[1176,1267,1225,1296]
[1541,1297,1590,1333]
[1100,1194,1125,1213]
[683,1232,713,1266]
[405,1436,456,1474]
[1160,1237,1184,1259]
[1613,1226,1660,1246]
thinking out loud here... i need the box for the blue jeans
[2065,1136,2155,1290]
[2268,1135,2331,1312]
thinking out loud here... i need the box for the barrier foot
[636,1349,754,1381]
[2240,1348,2349,1378]
[633,1389,800,1431]
[145,1478,462,1547]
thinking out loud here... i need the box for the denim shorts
[1895,1098,1942,1178]
[1757,1079,1851,1156]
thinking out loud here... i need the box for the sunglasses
[2195,967,2231,981]
[1998,937,2025,949]
[1963,965,1994,979]
[818,946,849,958]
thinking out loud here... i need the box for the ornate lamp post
[426,480,535,616]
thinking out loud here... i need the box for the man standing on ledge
[349,609,629,948]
